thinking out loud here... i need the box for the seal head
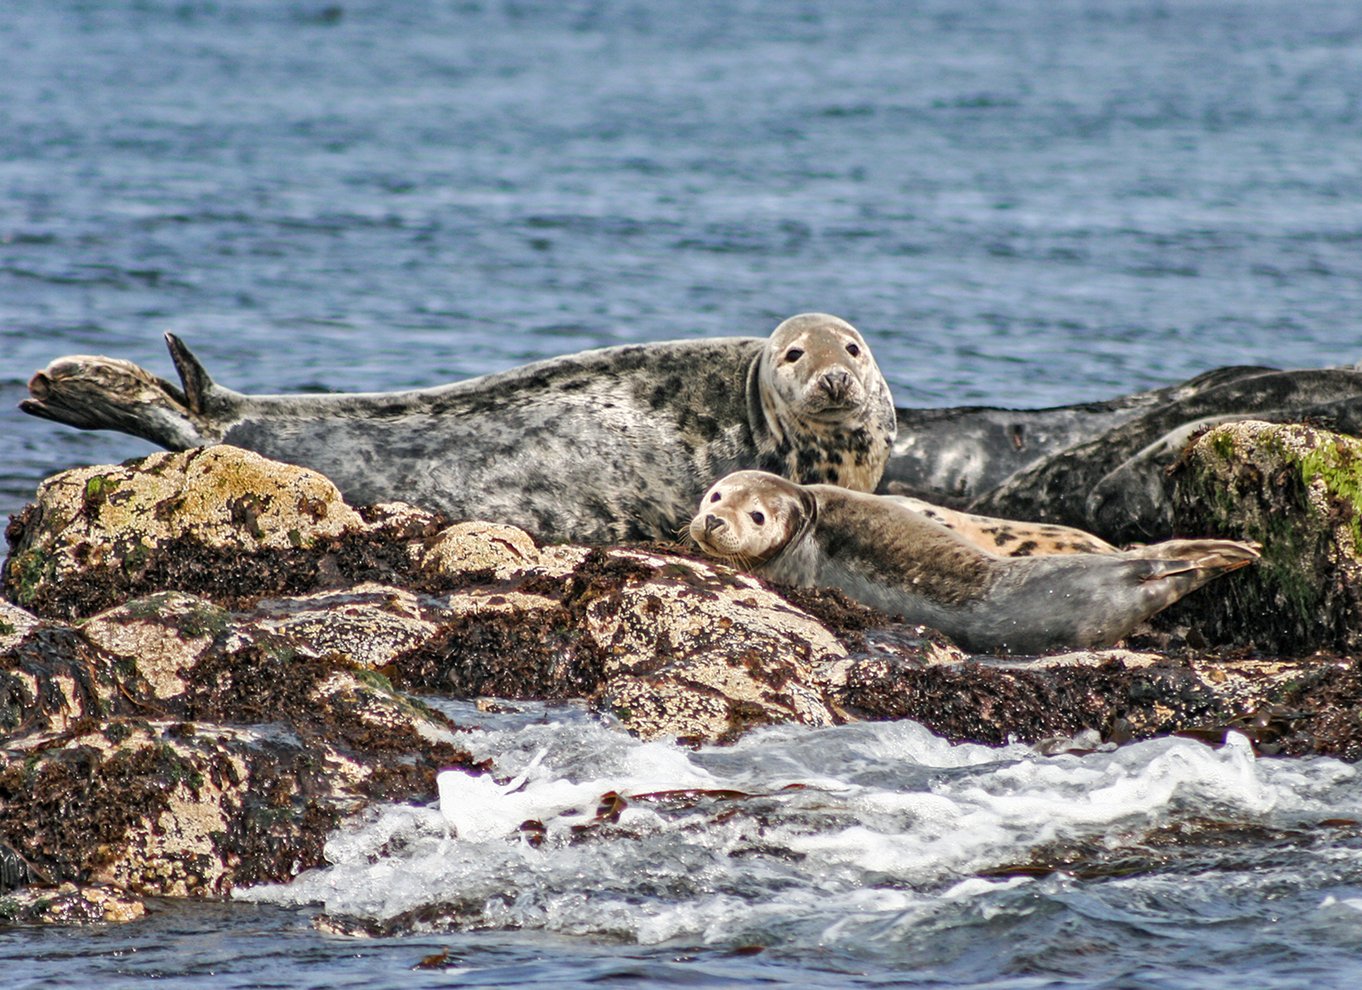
[750,314,896,492]
[690,470,816,568]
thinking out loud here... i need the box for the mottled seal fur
[885,364,1362,542]
[690,470,1258,655]
[22,314,896,544]
[27,325,1362,546]
[884,496,1116,557]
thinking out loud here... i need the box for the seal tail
[1122,538,1260,603]
[20,334,228,450]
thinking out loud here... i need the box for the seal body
[884,364,1362,543]
[27,322,1362,546]
[690,471,1258,655]
[22,314,896,544]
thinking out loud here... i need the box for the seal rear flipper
[1121,539,1260,610]
[165,332,215,415]
[22,352,213,450]
[1124,538,1260,575]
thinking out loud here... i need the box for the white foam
[1320,895,1362,916]
[437,735,720,842]
[438,766,600,842]
[239,713,1362,948]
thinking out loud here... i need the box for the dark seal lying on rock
[886,363,1362,543]
[21,314,897,544]
[689,470,1260,655]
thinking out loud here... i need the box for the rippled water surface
[5,0,1362,985]
[6,0,1362,516]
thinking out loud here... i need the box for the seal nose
[819,369,852,402]
[703,514,725,535]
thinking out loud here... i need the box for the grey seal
[21,314,896,544]
[689,470,1259,655]
[885,364,1362,543]
[26,321,1362,546]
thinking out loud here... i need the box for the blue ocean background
[4,1,1362,987]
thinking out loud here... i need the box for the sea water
[10,702,1362,988]
[4,1,1362,985]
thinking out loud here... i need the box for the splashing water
[239,703,1362,981]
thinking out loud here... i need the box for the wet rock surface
[842,649,1362,761]
[4,442,1362,924]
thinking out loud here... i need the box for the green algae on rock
[1168,420,1362,653]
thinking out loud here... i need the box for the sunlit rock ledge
[2,434,1361,923]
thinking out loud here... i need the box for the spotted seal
[690,470,1258,655]
[28,323,1362,547]
[21,314,896,544]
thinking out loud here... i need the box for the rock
[388,546,855,740]
[584,550,849,742]
[840,648,1362,760]
[4,447,365,620]
[0,601,39,653]
[80,591,226,698]
[0,882,146,925]
[422,520,549,581]
[6,442,1362,924]
[0,582,484,906]
[247,584,440,670]
[1167,420,1362,653]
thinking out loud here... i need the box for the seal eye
[845,343,861,357]
[783,347,804,363]
[750,511,765,525]
[710,492,721,503]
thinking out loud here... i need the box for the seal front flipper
[21,336,230,450]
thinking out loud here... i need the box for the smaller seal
[689,471,1258,655]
